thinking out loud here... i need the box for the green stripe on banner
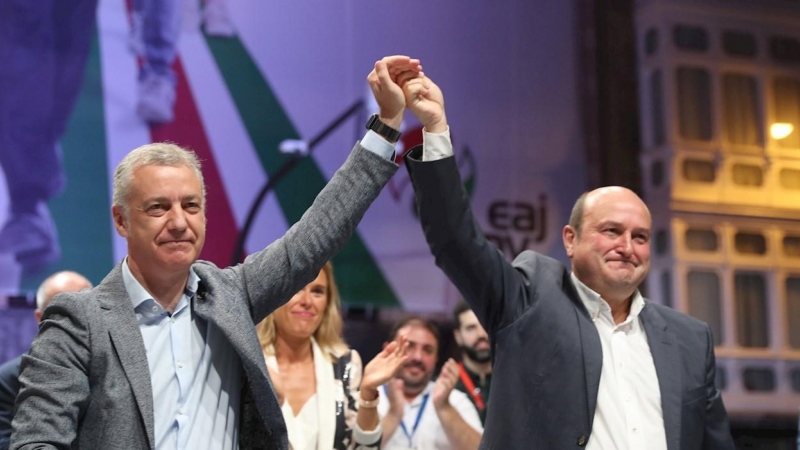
[22,33,114,291]
[204,35,398,308]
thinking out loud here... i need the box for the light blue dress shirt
[119,131,394,449]
[123,260,241,450]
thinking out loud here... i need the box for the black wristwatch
[366,114,401,143]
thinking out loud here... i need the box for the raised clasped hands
[367,55,448,134]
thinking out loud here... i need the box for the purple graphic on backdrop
[0,0,99,276]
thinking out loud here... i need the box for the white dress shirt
[571,273,667,450]
[420,129,667,449]
[377,382,482,450]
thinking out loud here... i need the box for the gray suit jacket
[10,144,397,450]
[405,148,734,450]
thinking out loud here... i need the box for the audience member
[258,261,409,449]
[452,301,491,424]
[9,55,417,449]
[0,271,92,450]
[400,69,734,448]
[378,317,482,450]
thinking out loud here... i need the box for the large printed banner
[0,1,586,313]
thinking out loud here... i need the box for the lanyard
[457,362,485,411]
[386,385,429,448]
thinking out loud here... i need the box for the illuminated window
[780,169,800,189]
[735,232,766,255]
[685,228,718,252]
[687,270,723,345]
[773,78,800,148]
[735,272,769,348]
[784,235,800,257]
[732,164,763,187]
[683,159,715,182]
[677,67,712,141]
[723,74,761,147]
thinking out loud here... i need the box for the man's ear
[111,205,128,238]
[563,225,577,258]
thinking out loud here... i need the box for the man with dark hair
[452,301,492,424]
[379,316,482,450]
[0,271,92,450]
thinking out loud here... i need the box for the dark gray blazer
[10,144,397,450]
[405,148,734,450]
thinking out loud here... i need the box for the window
[645,28,659,55]
[735,232,766,255]
[683,159,715,182]
[723,30,757,58]
[743,367,775,391]
[780,169,800,189]
[650,71,665,146]
[732,164,763,187]
[687,270,723,345]
[786,277,800,348]
[661,270,672,308]
[685,228,718,252]
[773,78,800,149]
[770,36,800,63]
[723,74,761,146]
[735,272,769,348]
[674,25,708,52]
[784,236,800,257]
[792,368,800,392]
[655,229,668,255]
[651,160,664,187]
[677,67,712,141]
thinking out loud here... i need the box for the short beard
[462,345,491,364]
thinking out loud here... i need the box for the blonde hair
[257,262,348,362]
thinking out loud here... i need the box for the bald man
[399,71,734,449]
[0,271,91,450]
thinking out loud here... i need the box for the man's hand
[361,336,409,397]
[367,55,422,130]
[402,73,447,133]
[432,358,459,411]
[384,377,407,417]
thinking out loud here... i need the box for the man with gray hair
[0,271,92,450]
[10,55,419,449]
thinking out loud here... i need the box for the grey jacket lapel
[97,268,155,449]
[566,276,602,431]
[640,304,680,450]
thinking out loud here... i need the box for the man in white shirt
[378,317,482,450]
[397,70,734,449]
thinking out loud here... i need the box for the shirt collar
[570,272,645,323]
[122,257,200,312]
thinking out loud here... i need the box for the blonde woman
[258,262,407,450]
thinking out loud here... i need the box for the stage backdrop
[0,0,586,314]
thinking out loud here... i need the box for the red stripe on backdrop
[150,58,241,266]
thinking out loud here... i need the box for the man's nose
[167,208,188,231]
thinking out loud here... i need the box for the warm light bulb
[771,123,794,140]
